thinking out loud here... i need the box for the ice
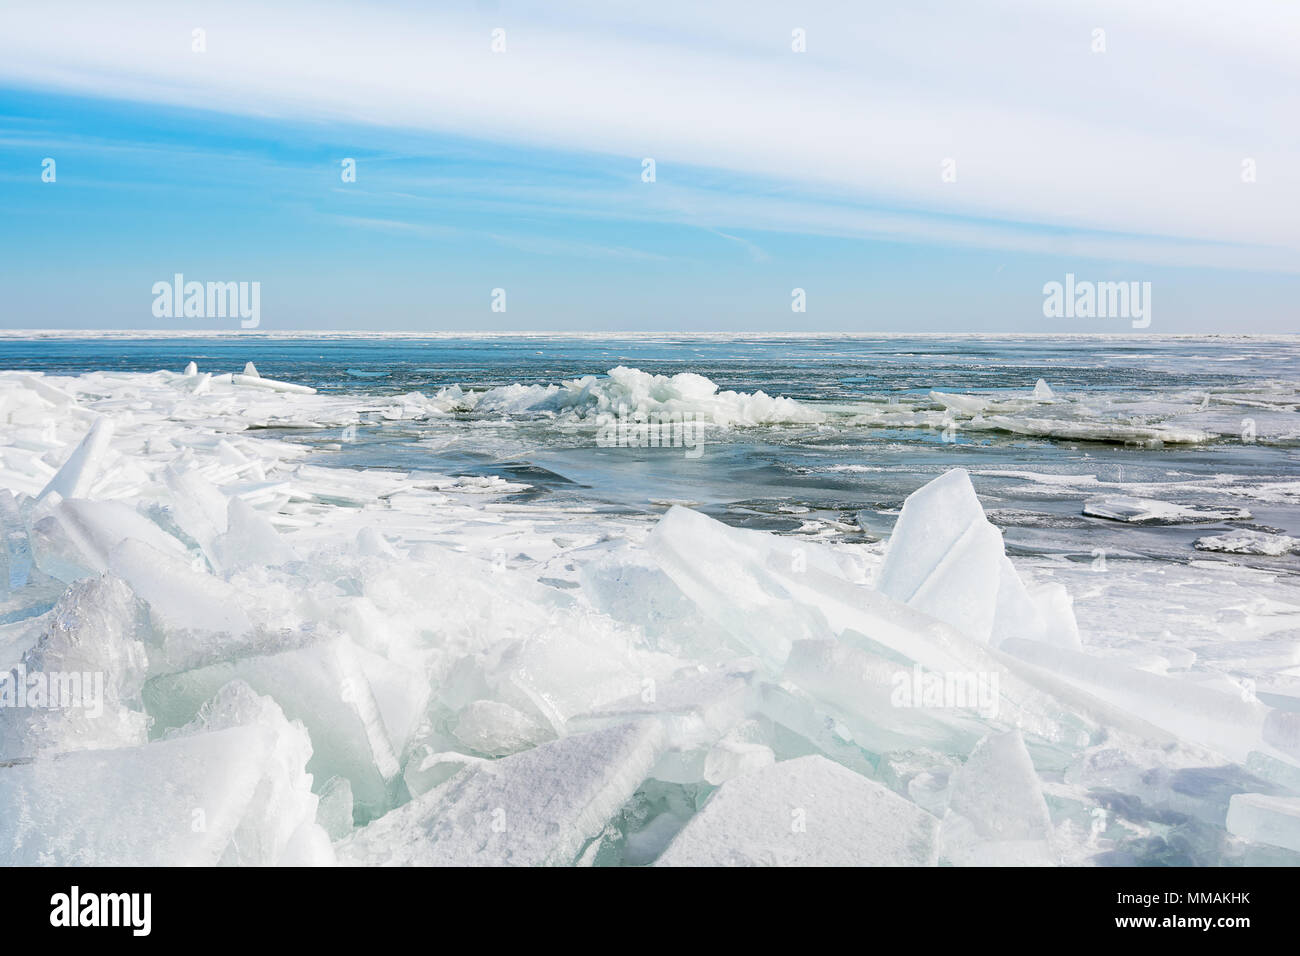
[568,665,755,753]
[315,776,355,840]
[645,504,845,667]
[184,361,198,376]
[654,755,939,866]
[402,748,490,797]
[49,499,187,572]
[1195,529,1299,556]
[876,469,1080,649]
[232,371,316,394]
[213,496,298,571]
[1226,793,1300,852]
[0,574,149,759]
[702,723,775,785]
[38,417,113,502]
[338,721,663,866]
[0,681,323,865]
[1001,638,1271,762]
[108,540,255,665]
[0,489,32,590]
[21,374,77,407]
[940,731,1056,866]
[242,362,259,377]
[145,636,418,819]
[1083,495,1250,524]
[1032,378,1055,400]
[164,466,229,559]
[452,699,553,756]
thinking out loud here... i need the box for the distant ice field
[1,334,1294,568]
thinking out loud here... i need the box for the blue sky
[0,0,1297,332]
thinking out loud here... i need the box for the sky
[0,0,1297,333]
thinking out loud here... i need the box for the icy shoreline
[0,363,1298,866]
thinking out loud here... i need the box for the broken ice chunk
[1083,496,1250,524]
[452,699,553,756]
[1002,637,1269,762]
[315,776,355,841]
[52,499,188,572]
[0,490,32,590]
[568,665,755,752]
[38,417,113,502]
[213,496,298,571]
[940,731,1056,866]
[702,722,775,785]
[1032,379,1055,400]
[338,721,664,866]
[1195,529,1299,556]
[108,539,254,663]
[655,755,939,866]
[402,747,490,798]
[1226,793,1300,853]
[145,637,418,820]
[0,684,321,865]
[645,505,845,667]
[877,468,1080,649]
[0,574,149,760]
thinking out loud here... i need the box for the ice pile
[405,365,825,427]
[0,364,1296,866]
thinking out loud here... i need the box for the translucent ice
[146,637,415,819]
[1226,793,1300,853]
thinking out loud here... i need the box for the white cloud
[1,0,1296,269]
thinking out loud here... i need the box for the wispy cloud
[1,0,1296,272]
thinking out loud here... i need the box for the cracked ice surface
[0,364,1297,866]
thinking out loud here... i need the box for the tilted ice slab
[1001,638,1275,764]
[655,755,940,866]
[876,468,1080,650]
[338,721,663,866]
